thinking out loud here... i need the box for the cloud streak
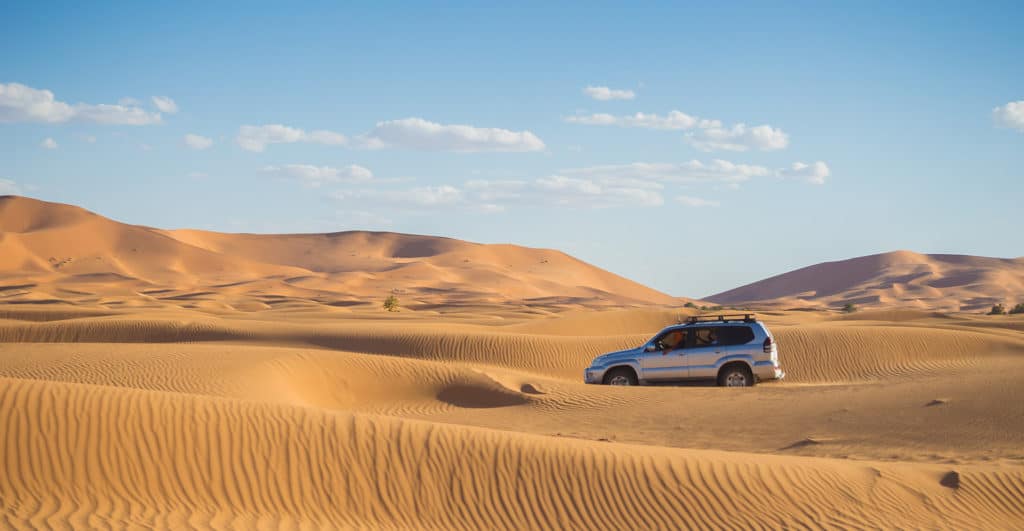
[583,86,636,101]
[238,118,545,153]
[0,82,164,125]
[993,100,1024,131]
[151,96,178,114]
[357,117,545,152]
[565,108,790,152]
[264,164,374,187]
[236,124,347,152]
[183,134,213,150]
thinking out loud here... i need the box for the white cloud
[333,185,465,207]
[0,179,21,194]
[489,175,664,208]
[563,160,772,184]
[151,96,178,114]
[464,179,529,202]
[0,82,162,125]
[237,119,544,153]
[80,134,97,143]
[584,86,636,101]
[236,124,348,152]
[40,137,57,149]
[685,122,789,152]
[777,161,830,184]
[565,110,697,130]
[330,173,663,212]
[307,130,348,145]
[74,104,163,125]
[118,97,141,106]
[264,164,374,187]
[1,83,73,123]
[183,133,213,150]
[993,100,1024,131]
[327,157,828,213]
[565,106,790,152]
[676,195,720,207]
[358,117,545,152]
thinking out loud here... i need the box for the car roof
[658,320,766,334]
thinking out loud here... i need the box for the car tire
[603,367,638,386]
[718,364,754,387]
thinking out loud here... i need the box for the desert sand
[2,196,1023,529]
[708,250,1024,312]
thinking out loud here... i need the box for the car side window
[654,329,688,351]
[692,327,719,347]
[718,326,755,346]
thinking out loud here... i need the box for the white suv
[584,314,784,387]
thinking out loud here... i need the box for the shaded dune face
[707,250,1024,311]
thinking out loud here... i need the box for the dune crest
[0,195,677,309]
[707,250,1024,311]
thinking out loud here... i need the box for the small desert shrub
[709,305,724,311]
[988,303,1006,315]
[684,302,697,308]
[383,294,400,312]
[1009,303,1024,315]
[843,303,857,313]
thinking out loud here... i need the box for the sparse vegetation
[988,303,1006,315]
[1009,303,1024,315]
[684,302,697,308]
[383,294,400,312]
[710,305,724,311]
[843,303,857,313]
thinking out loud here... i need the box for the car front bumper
[583,366,606,384]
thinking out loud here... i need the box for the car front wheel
[603,367,638,386]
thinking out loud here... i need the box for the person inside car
[660,330,685,355]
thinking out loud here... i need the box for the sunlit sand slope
[2,376,1022,530]
[0,195,678,308]
[2,310,1021,383]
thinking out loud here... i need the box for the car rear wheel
[604,367,638,386]
[718,364,754,387]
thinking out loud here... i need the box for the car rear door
[685,326,724,379]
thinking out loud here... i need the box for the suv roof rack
[685,313,756,324]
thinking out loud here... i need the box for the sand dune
[0,195,678,309]
[3,196,1024,528]
[2,374,1023,530]
[708,250,1024,311]
[1,306,1023,528]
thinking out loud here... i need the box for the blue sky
[2,1,1022,297]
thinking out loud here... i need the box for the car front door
[640,329,689,381]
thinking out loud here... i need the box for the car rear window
[718,326,754,346]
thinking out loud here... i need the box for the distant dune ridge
[0,195,678,309]
[708,250,1024,311]
[3,195,1021,311]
